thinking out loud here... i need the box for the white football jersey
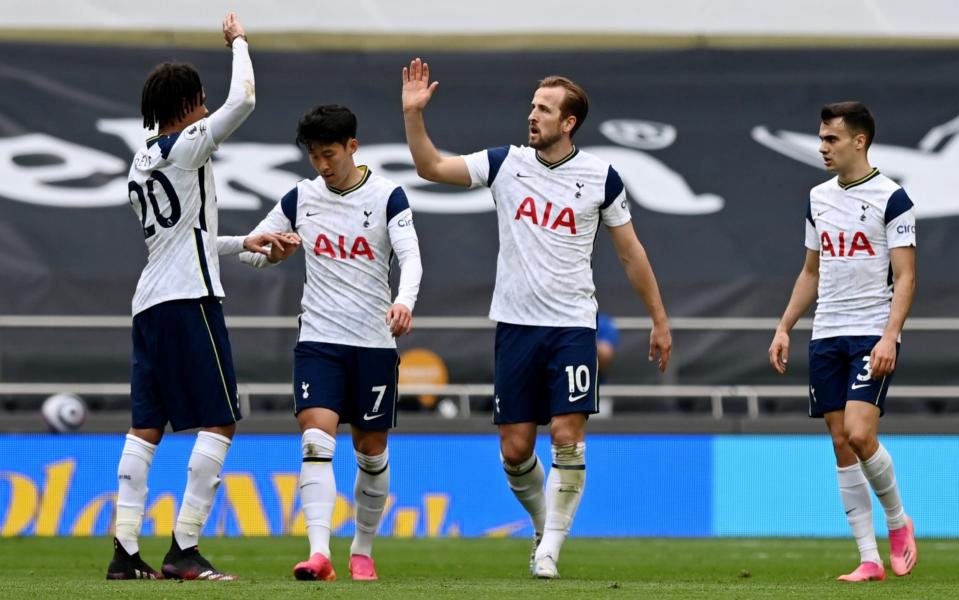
[251,167,420,348]
[129,38,254,315]
[129,120,225,315]
[805,169,916,340]
[464,145,632,329]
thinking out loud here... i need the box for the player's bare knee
[549,417,586,446]
[846,429,878,458]
[202,423,236,440]
[353,430,388,456]
[500,438,535,466]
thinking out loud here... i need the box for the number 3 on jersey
[129,171,181,238]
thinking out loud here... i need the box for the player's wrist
[230,34,248,46]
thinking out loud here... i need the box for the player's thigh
[349,347,399,431]
[808,337,849,418]
[546,327,598,419]
[153,298,240,432]
[293,342,349,421]
[493,323,550,425]
[845,336,897,416]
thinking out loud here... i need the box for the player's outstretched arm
[607,223,672,372]
[208,12,256,145]
[769,249,819,374]
[870,246,916,379]
[402,57,471,187]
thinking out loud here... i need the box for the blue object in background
[0,434,955,537]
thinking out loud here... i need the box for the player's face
[528,86,574,149]
[819,117,866,173]
[308,139,359,188]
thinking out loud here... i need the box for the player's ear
[348,138,359,154]
[855,132,866,151]
[563,115,576,135]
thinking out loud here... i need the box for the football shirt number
[128,171,181,238]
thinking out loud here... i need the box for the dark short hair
[296,105,358,148]
[821,101,875,148]
[141,63,203,130]
[537,75,589,137]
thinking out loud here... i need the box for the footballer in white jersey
[402,59,672,579]
[256,105,422,582]
[770,102,918,581]
[109,14,288,583]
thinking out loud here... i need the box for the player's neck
[535,139,575,165]
[330,165,365,191]
[158,115,202,137]
[836,160,874,187]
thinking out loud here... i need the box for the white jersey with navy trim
[463,145,631,329]
[805,170,916,340]
[250,167,420,348]
[128,38,255,315]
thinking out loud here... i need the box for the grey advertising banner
[0,43,956,386]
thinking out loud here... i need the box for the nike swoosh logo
[845,508,854,515]
[306,211,320,217]
[568,393,588,403]
[362,489,386,498]
[850,383,872,390]
[363,412,385,421]
[516,172,532,178]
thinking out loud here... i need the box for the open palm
[402,57,439,112]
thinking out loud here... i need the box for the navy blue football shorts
[493,322,598,425]
[808,335,899,418]
[130,297,240,431]
[293,341,399,431]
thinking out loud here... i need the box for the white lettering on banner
[0,133,127,207]
[753,117,959,219]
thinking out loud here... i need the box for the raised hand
[222,12,246,47]
[402,57,440,113]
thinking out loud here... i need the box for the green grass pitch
[1,536,957,599]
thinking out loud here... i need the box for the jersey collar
[535,146,579,170]
[838,168,880,190]
[327,166,371,196]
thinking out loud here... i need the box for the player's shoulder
[573,147,612,170]
[868,172,905,197]
[810,176,839,197]
[366,169,403,197]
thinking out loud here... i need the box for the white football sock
[115,434,157,555]
[860,444,907,530]
[502,453,546,535]
[351,449,389,557]
[173,431,231,550]
[535,443,586,564]
[300,428,337,558]
[837,463,881,565]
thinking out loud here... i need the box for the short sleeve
[885,188,916,249]
[600,166,631,227]
[463,146,510,188]
[805,199,820,251]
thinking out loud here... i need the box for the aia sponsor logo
[514,197,576,234]
[820,231,875,257]
[314,233,375,260]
